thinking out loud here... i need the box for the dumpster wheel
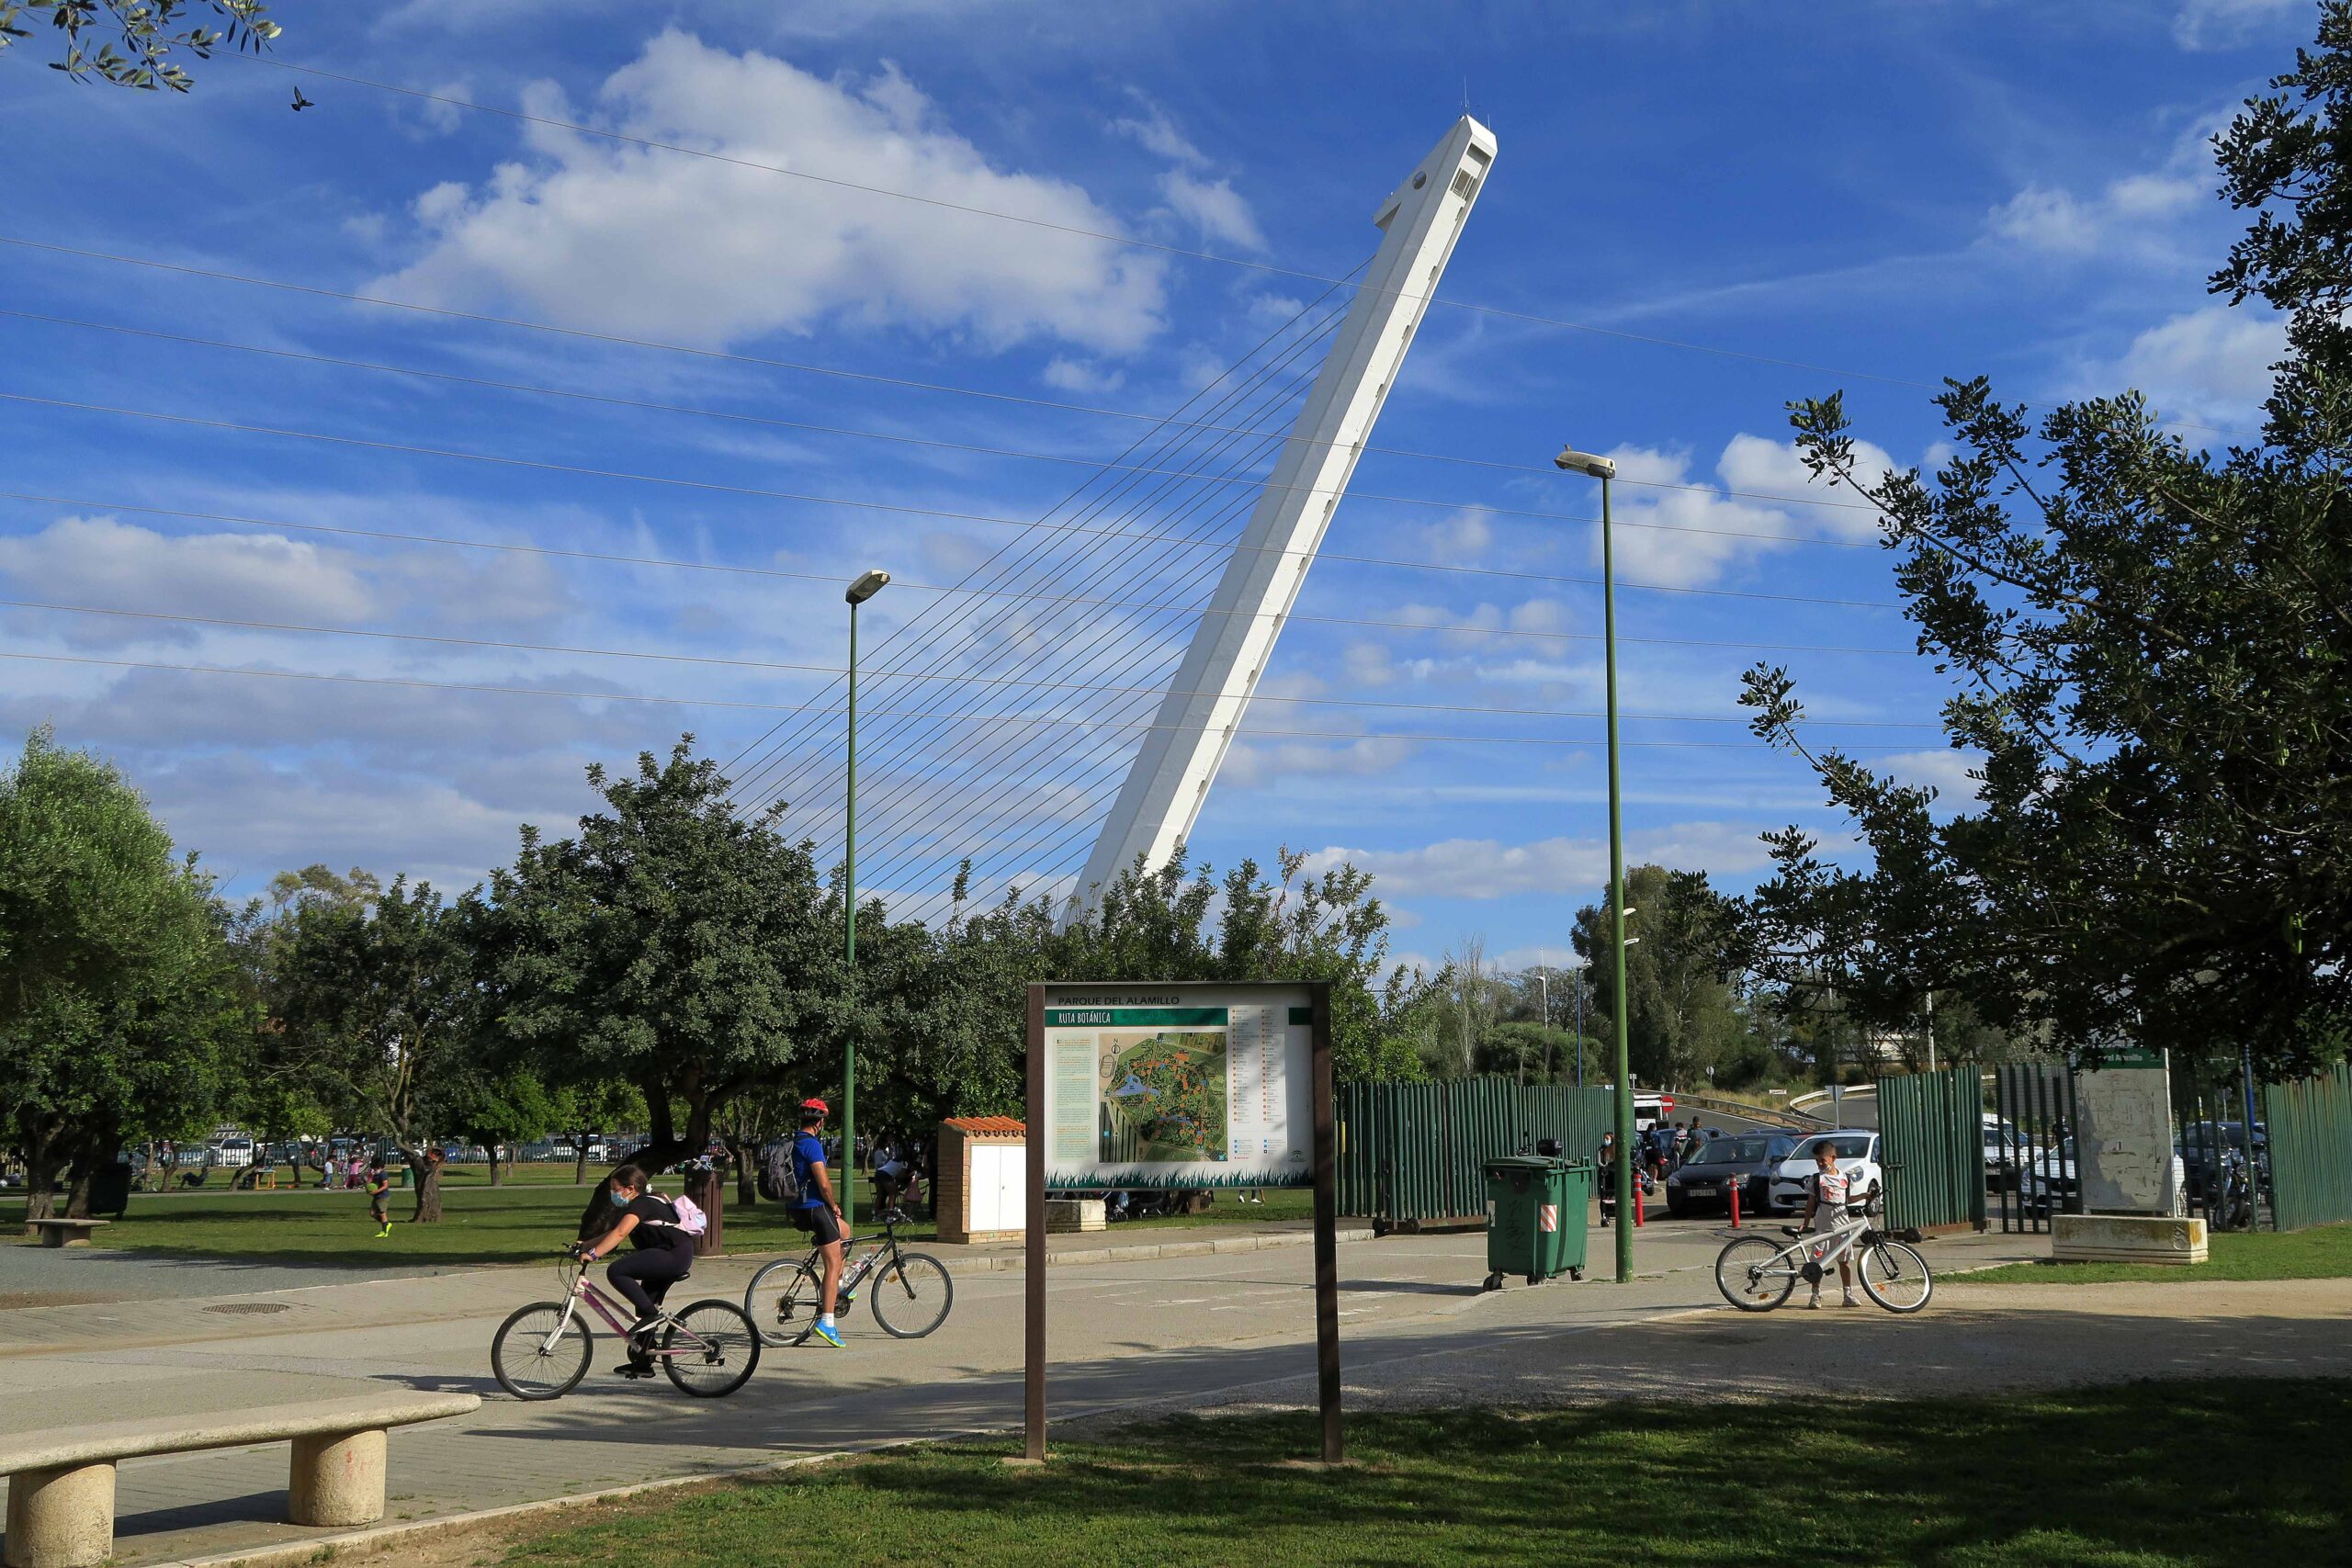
[1568,1266,1584,1280]
[1483,1271,1504,1292]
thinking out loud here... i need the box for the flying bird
[290,88,313,111]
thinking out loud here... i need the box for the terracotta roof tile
[943,1115,1026,1136]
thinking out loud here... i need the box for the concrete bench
[1044,1198,1106,1234]
[22,1220,107,1249]
[0,1391,479,1568]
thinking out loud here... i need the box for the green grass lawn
[0,1178,1319,1268]
[493,1380,2347,1567]
[1962,1223,2352,1284]
[2,1181,836,1267]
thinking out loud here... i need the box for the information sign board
[1023,980,1339,1465]
[2075,1048,2179,1214]
[1040,985,1312,1190]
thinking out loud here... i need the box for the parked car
[1663,1132,1797,1217]
[2021,1137,2079,1215]
[2177,1121,2268,1201]
[1980,1116,2028,1190]
[1765,1131,1883,1214]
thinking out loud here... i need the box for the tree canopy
[0,728,249,1222]
[1731,2,2352,1079]
[0,0,276,91]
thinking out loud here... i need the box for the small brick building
[935,1116,1026,1245]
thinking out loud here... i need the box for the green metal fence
[1336,1078,1613,1224]
[2264,1063,2352,1232]
[1876,1065,1985,1233]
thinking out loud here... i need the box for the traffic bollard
[1729,1181,1741,1229]
[1634,1182,1645,1227]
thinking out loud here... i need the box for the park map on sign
[1099,1029,1227,1161]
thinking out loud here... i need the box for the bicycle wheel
[868,1251,954,1339]
[662,1300,762,1397]
[492,1302,592,1401]
[744,1257,821,1348]
[1714,1235,1796,1312]
[1858,1239,1934,1314]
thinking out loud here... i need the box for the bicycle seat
[1779,1225,1804,1238]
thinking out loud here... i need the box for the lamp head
[845,569,891,605]
[1554,446,1616,479]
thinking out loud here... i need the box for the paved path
[0,1218,2063,1565]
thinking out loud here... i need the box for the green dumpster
[1481,1156,1592,1289]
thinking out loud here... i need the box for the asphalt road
[2,1217,1952,1565]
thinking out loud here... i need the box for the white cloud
[1218,735,1413,789]
[2084,303,2286,424]
[1880,748,1986,809]
[2173,0,2305,51]
[0,513,575,649]
[1041,356,1127,394]
[0,518,375,645]
[1158,170,1266,251]
[1305,819,1790,900]
[1984,117,2215,260]
[1423,505,1495,558]
[1599,434,1893,589]
[374,32,1166,354]
[1110,97,1206,166]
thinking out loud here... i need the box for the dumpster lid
[1483,1155,1565,1173]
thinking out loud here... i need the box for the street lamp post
[1555,444,1635,1284]
[843,568,890,1222]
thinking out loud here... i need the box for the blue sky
[0,0,2311,973]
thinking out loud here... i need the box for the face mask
[608,1188,628,1206]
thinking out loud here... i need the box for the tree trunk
[484,1142,504,1188]
[575,1090,703,1238]
[729,1140,758,1207]
[21,1147,61,1229]
[572,1133,591,1187]
[405,1150,445,1222]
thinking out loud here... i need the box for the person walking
[365,1155,391,1238]
[790,1100,850,1348]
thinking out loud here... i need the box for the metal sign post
[1022,979,1340,1464]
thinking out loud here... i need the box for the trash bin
[89,1160,133,1218]
[1482,1156,1592,1289]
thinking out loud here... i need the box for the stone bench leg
[4,1460,116,1568]
[288,1428,386,1529]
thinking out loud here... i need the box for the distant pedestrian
[366,1156,391,1238]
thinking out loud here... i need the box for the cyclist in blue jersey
[792,1100,848,1348]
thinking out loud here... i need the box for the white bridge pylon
[1065,116,1498,921]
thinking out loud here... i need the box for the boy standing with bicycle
[792,1100,849,1348]
[1800,1139,1867,1309]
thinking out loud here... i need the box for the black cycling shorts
[800,1205,842,1247]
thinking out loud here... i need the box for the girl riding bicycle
[577,1164,695,1375]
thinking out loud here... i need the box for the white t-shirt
[1812,1165,1858,1224]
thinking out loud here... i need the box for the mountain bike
[1713,1193,1933,1314]
[492,1247,761,1400]
[744,1208,954,1347]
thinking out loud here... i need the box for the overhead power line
[0,238,2108,516]
[0,309,1889,544]
[230,51,2245,438]
[0,490,1928,657]
[2,649,1952,755]
[0,393,1905,611]
[0,602,1950,728]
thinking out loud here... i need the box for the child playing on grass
[367,1155,391,1238]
